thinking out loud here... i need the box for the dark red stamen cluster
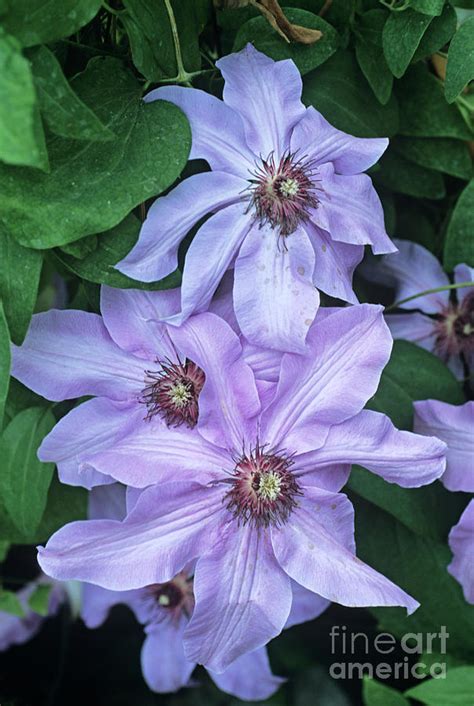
[140,358,205,428]
[145,573,194,623]
[247,151,320,237]
[224,445,301,528]
[434,291,474,361]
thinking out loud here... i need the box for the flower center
[146,573,195,621]
[435,291,474,360]
[225,446,301,528]
[140,358,205,428]
[247,151,320,237]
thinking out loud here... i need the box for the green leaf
[348,468,466,541]
[444,178,474,269]
[0,229,42,345]
[0,28,48,170]
[30,46,115,142]
[0,301,10,429]
[352,495,474,661]
[363,677,410,706]
[445,17,474,103]
[383,9,433,78]
[0,589,24,617]
[367,340,464,430]
[396,202,440,253]
[394,136,472,179]
[2,0,102,47]
[55,213,181,290]
[121,0,203,80]
[0,407,56,537]
[413,3,457,61]
[27,584,52,617]
[374,151,446,199]
[0,57,191,249]
[0,541,9,561]
[303,50,399,137]
[356,38,393,105]
[410,0,445,15]
[356,9,388,47]
[397,64,473,139]
[294,666,352,706]
[34,477,87,543]
[233,9,340,75]
[405,666,474,705]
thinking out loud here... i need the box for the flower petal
[178,203,252,321]
[362,240,450,313]
[299,409,446,488]
[414,400,474,492]
[263,304,392,450]
[209,647,285,701]
[170,312,260,449]
[290,106,388,175]
[314,164,395,255]
[271,487,418,613]
[454,263,474,304]
[385,313,437,352]
[285,580,330,629]
[117,172,247,282]
[234,222,320,353]
[88,483,127,521]
[38,398,142,489]
[141,622,195,693]
[217,44,305,158]
[145,86,255,178]
[448,500,474,604]
[293,460,351,493]
[86,420,231,488]
[100,286,180,359]
[81,583,139,628]
[38,482,223,590]
[12,310,145,401]
[184,523,292,673]
[307,223,363,304]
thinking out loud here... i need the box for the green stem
[163,0,193,86]
[386,281,473,312]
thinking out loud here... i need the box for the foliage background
[0,0,473,704]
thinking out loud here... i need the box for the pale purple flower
[0,576,65,651]
[414,400,474,492]
[117,44,393,353]
[38,304,446,672]
[362,239,474,378]
[448,500,474,604]
[11,286,258,489]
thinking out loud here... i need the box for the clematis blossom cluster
[8,44,466,700]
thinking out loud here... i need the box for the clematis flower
[82,484,324,699]
[362,239,474,379]
[414,400,474,492]
[0,576,65,651]
[448,500,474,605]
[11,286,259,489]
[38,305,446,672]
[116,44,393,353]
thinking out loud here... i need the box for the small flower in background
[37,305,446,673]
[362,239,474,379]
[117,45,393,353]
[11,286,259,490]
[414,400,474,492]
[448,501,474,605]
[0,576,65,652]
